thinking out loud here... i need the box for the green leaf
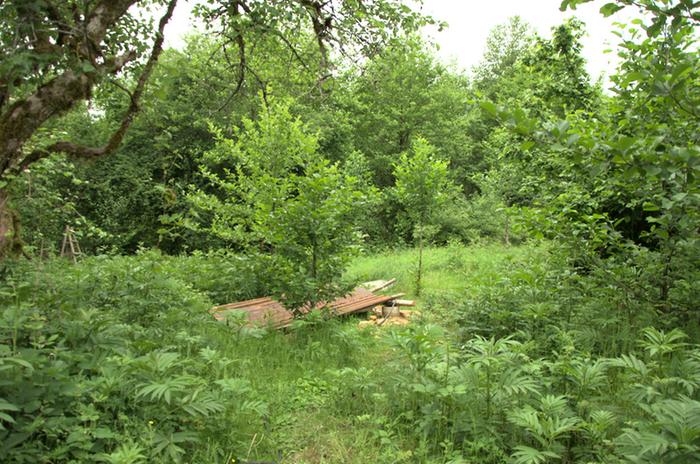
[480,100,499,117]
[600,2,624,16]
[613,136,635,152]
[81,62,96,73]
[4,358,34,371]
[92,427,116,439]
[512,445,560,464]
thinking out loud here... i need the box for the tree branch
[216,1,247,113]
[108,79,136,104]
[14,0,178,171]
[217,33,247,113]
[0,0,141,178]
[297,0,332,73]
[0,80,8,112]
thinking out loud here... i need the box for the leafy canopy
[191,98,371,310]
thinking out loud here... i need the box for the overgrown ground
[271,244,540,463]
[347,243,533,300]
[2,244,700,463]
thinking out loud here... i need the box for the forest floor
[230,243,539,463]
[1,243,549,463]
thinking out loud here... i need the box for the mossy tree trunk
[0,188,22,258]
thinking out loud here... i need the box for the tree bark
[0,0,178,257]
[0,188,21,258]
[0,0,179,180]
[0,0,138,178]
[416,229,423,297]
[504,213,510,245]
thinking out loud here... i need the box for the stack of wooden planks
[210,284,405,330]
[210,297,294,329]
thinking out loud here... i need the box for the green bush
[0,252,268,463]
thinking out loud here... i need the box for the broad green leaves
[600,2,626,16]
[191,98,370,310]
[393,137,455,227]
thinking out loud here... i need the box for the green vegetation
[1,0,699,462]
[391,138,456,296]
[188,99,370,311]
[4,245,700,462]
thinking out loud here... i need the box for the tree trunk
[0,189,22,258]
[311,235,318,279]
[658,242,675,313]
[415,230,423,297]
[504,213,510,246]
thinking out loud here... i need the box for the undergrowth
[2,244,699,463]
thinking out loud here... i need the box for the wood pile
[358,301,419,329]
[210,279,411,330]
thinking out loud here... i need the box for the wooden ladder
[60,225,82,263]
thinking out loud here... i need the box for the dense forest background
[1,0,699,462]
[8,13,606,255]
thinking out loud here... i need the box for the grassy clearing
[224,243,541,462]
[347,243,540,300]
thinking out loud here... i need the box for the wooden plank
[211,288,403,330]
[332,294,399,316]
[365,278,397,293]
[212,296,273,311]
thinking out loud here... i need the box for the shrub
[0,253,267,463]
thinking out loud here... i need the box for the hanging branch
[216,1,248,113]
[2,0,179,176]
[26,0,177,164]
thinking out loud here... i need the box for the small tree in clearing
[190,99,370,312]
[393,137,455,296]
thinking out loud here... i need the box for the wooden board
[211,299,293,329]
[210,288,401,330]
[362,278,397,292]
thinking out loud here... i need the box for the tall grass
[346,243,537,299]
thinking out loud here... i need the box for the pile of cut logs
[358,301,420,328]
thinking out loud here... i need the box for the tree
[348,38,470,189]
[474,18,601,212]
[392,137,455,296]
[0,0,431,256]
[189,99,370,312]
[473,16,533,88]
